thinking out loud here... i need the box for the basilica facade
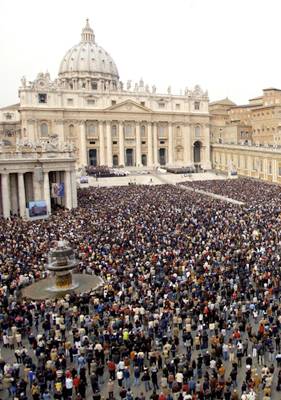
[16,20,211,170]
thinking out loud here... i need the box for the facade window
[141,101,145,107]
[260,160,263,171]
[67,98,73,105]
[158,102,165,108]
[111,125,117,138]
[195,126,201,138]
[158,126,165,138]
[176,126,181,138]
[176,103,180,110]
[4,113,12,120]
[69,124,75,137]
[141,141,146,145]
[141,125,146,137]
[89,141,96,144]
[87,99,95,105]
[113,141,117,145]
[194,101,200,110]
[111,100,116,106]
[38,93,47,103]
[125,124,133,138]
[88,124,96,136]
[160,140,165,144]
[40,123,48,137]
[92,82,98,90]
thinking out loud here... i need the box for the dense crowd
[182,178,281,205]
[0,179,281,399]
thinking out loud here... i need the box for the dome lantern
[81,19,95,43]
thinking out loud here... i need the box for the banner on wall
[28,200,47,218]
[51,182,65,198]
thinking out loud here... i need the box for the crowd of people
[0,179,281,399]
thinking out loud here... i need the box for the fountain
[46,241,79,292]
[21,241,103,300]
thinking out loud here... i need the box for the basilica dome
[58,20,119,90]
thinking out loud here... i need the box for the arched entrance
[125,149,134,166]
[193,141,202,163]
[159,148,166,166]
[113,155,119,167]
[89,149,97,166]
[141,154,147,166]
[193,141,202,171]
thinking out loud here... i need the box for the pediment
[105,100,152,113]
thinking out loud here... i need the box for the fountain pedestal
[21,241,103,300]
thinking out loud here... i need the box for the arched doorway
[113,154,119,167]
[193,141,202,163]
[159,148,166,166]
[125,149,134,166]
[141,154,147,166]
[89,149,97,166]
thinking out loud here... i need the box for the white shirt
[65,377,73,389]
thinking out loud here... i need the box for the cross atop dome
[81,19,95,43]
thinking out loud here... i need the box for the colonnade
[78,120,206,168]
[0,169,77,218]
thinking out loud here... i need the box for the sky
[0,0,281,107]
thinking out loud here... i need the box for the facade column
[71,171,78,208]
[1,173,11,218]
[99,121,105,166]
[168,123,173,166]
[18,172,26,218]
[184,125,192,165]
[43,172,51,214]
[118,122,125,166]
[204,124,211,169]
[153,122,158,166]
[64,171,72,209]
[79,121,88,167]
[106,121,113,167]
[135,122,142,167]
[147,123,153,167]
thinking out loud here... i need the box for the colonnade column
[147,123,153,167]
[64,171,72,209]
[1,173,10,218]
[168,123,173,166]
[272,159,277,183]
[18,172,26,218]
[153,122,158,166]
[71,171,78,208]
[106,121,113,167]
[135,122,142,167]
[118,122,125,166]
[99,121,105,166]
[79,121,88,167]
[10,174,18,215]
[33,170,42,201]
[184,125,191,165]
[43,172,51,214]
